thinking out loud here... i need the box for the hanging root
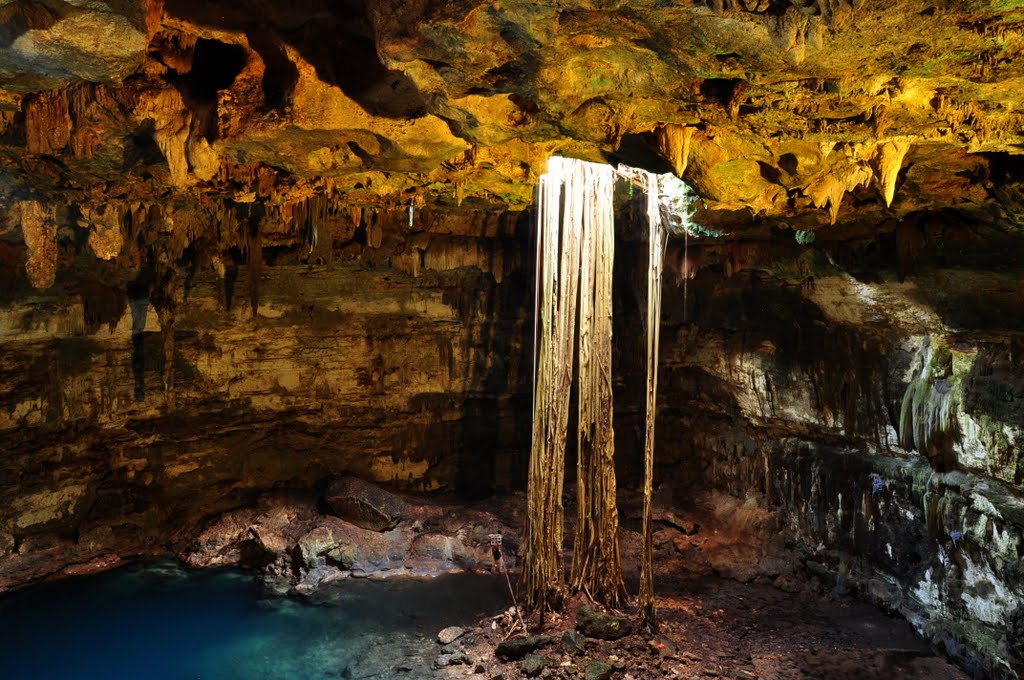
[640,169,666,630]
[527,157,672,621]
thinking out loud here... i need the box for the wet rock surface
[179,483,519,592]
[644,239,1024,678]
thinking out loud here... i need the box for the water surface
[0,562,506,679]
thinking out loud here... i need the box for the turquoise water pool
[0,562,506,679]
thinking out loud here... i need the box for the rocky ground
[427,490,971,680]
[432,577,968,680]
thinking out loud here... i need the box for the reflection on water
[0,561,506,679]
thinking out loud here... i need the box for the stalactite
[24,90,72,155]
[67,83,116,160]
[18,200,59,290]
[874,139,911,207]
[656,124,694,178]
[349,206,363,229]
[803,161,872,225]
[899,338,959,468]
[248,217,263,317]
[367,211,383,248]
[80,205,125,260]
[136,89,193,187]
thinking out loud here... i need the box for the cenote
[5,1,1024,679]
[0,562,506,680]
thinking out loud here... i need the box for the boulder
[585,661,614,680]
[297,525,353,570]
[183,507,259,567]
[249,493,320,555]
[325,476,405,531]
[521,654,544,677]
[295,564,348,592]
[183,493,320,568]
[495,636,554,661]
[438,626,466,645]
[561,630,587,656]
[296,516,410,575]
[576,607,632,641]
[413,533,476,564]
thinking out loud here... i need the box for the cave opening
[180,39,248,103]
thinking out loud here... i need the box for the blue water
[0,562,506,680]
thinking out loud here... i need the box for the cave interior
[1,0,1024,678]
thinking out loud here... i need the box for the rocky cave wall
[0,206,535,590]
[650,215,1024,678]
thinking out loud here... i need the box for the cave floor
[444,574,968,680]
[437,490,969,680]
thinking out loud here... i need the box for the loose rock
[561,629,587,656]
[495,635,554,661]
[649,636,677,658]
[439,626,466,645]
[521,654,545,677]
[450,651,472,665]
[576,607,633,641]
[584,660,614,680]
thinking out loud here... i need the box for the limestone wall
[0,213,533,589]
[657,237,1024,679]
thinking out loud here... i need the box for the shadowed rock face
[0,207,534,590]
[637,224,1024,679]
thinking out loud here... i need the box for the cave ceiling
[3,0,1024,268]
